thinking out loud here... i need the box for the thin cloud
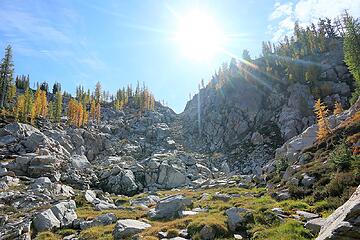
[0,8,71,44]
[0,3,108,74]
[268,0,360,42]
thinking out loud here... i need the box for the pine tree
[94,82,101,104]
[52,82,61,94]
[90,99,96,122]
[95,102,101,123]
[7,82,16,108]
[0,45,14,108]
[54,91,62,123]
[343,11,360,103]
[242,49,251,61]
[48,101,54,122]
[314,99,331,141]
[334,101,344,115]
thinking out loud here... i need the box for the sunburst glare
[174,9,227,61]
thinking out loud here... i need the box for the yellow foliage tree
[333,101,344,115]
[15,95,25,121]
[314,99,331,141]
[33,88,42,117]
[83,105,89,125]
[67,99,87,127]
[77,103,83,127]
[40,90,47,117]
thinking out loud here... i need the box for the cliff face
[180,39,354,174]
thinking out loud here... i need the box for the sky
[0,0,360,113]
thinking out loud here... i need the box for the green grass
[72,186,334,240]
[78,224,114,240]
[251,219,314,240]
[34,232,60,240]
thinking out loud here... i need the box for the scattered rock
[305,218,326,235]
[80,213,117,229]
[148,195,192,220]
[295,210,319,221]
[316,185,360,240]
[113,219,151,239]
[199,225,215,240]
[225,207,254,232]
[33,200,77,232]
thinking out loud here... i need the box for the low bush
[329,143,352,171]
[35,232,60,240]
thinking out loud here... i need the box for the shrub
[166,229,179,238]
[288,184,307,199]
[275,157,288,173]
[56,229,76,237]
[187,213,229,238]
[251,219,312,240]
[329,142,352,171]
[326,172,356,197]
[35,232,60,240]
[254,209,282,226]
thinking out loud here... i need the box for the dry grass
[76,206,147,220]
[34,231,60,240]
[78,224,114,240]
[140,216,193,237]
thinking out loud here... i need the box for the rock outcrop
[316,185,360,240]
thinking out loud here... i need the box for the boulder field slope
[0,42,359,239]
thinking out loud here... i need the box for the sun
[174,9,226,61]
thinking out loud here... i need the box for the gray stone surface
[113,219,151,239]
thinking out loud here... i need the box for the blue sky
[0,0,359,113]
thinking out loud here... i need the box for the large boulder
[316,185,360,240]
[0,123,40,139]
[113,219,151,239]
[305,218,326,235]
[80,213,117,230]
[157,163,187,189]
[225,207,254,232]
[10,154,61,181]
[70,155,91,169]
[148,195,192,220]
[32,209,60,232]
[33,200,77,232]
[100,167,139,196]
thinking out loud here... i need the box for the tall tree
[94,82,101,104]
[54,91,62,123]
[314,99,331,141]
[343,11,360,103]
[0,45,14,108]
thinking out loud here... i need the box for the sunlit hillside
[0,1,359,240]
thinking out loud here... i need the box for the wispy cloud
[0,8,70,44]
[268,0,360,42]
[0,2,107,76]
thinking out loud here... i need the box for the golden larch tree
[314,99,331,141]
[15,95,25,121]
[333,101,344,115]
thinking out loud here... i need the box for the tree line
[0,45,157,127]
